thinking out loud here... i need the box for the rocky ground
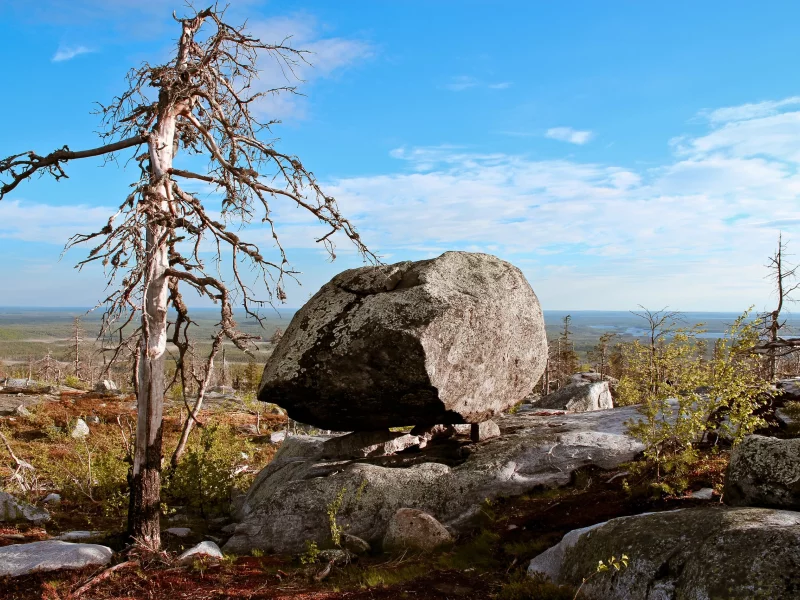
[4,378,788,599]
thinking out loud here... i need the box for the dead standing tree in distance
[756,234,800,378]
[0,6,372,549]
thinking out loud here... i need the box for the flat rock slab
[0,540,113,577]
[528,507,800,600]
[258,251,547,430]
[224,405,644,554]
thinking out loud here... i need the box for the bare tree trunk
[127,92,177,547]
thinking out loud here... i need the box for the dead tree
[757,234,800,379]
[630,306,683,394]
[0,7,372,549]
[73,316,83,379]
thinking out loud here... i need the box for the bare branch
[0,136,146,199]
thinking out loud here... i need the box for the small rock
[165,527,192,538]
[321,430,421,459]
[692,488,714,500]
[470,420,501,442]
[270,431,287,444]
[43,493,61,505]
[14,405,32,418]
[70,418,90,439]
[0,491,50,525]
[0,540,112,577]
[177,541,223,565]
[94,380,118,393]
[410,424,456,442]
[237,424,258,436]
[453,424,472,436]
[341,533,371,555]
[535,381,613,413]
[383,508,453,552]
[318,548,351,565]
[87,416,100,425]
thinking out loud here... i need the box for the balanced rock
[528,507,800,600]
[534,381,613,413]
[0,540,112,577]
[383,508,452,552]
[258,252,547,430]
[724,435,800,509]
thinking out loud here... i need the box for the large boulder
[223,405,646,554]
[0,491,50,525]
[534,381,613,412]
[0,541,112,577]
[724,435,800,510]
[257,252,547,430]
[528,507,800,600]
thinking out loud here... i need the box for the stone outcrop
[223,405,646,554]
[528,507,800,600]
[534,381,613,412]
[257,252,547,430]
[0,541,112,577]
[178,541,224,565]
[724,435,800,510]
[0,491,50,525]
[383,508,452,552]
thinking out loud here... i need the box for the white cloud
[244,15,372,119]
[545,127,594,145]
[9,95,800,310]
[703,97,800,123]
[52,45,93,62]
[0,200,111,244]
[441,76,512,92]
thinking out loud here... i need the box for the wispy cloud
[9,95,800,310]
[545,127,594,145]
[440,76,512,92]
[52,45,93,62]
[245,15,372,119]
[702,97,800,123]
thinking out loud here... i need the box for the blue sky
[1,0,799,311]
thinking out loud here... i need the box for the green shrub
[164,424,252,517]
[624,310,772,490]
